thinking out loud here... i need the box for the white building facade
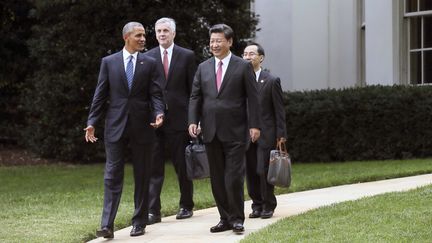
[252,0,432,91]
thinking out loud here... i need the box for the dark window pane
[406,0,418,12]
[424,51,432,83]
[410,17,421,49]
[420,0,432,11]
[424,16,432,48]
[410,51,422,84]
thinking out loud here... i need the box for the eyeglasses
[242,52,258,57]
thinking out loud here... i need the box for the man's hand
[250,128,260,143]
[188,124,199,138]
[151,114,164,128]
[84,125,98,143]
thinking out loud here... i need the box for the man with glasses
[243,42,287,220]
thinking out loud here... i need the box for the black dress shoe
[210,221,232,233]
[96,226,113,238]
[260,210,274,219]
[249,210,262,218]
[130,225,145,237]
[148,213,161,225]
[176,208,193,219]
[232,222,244,233]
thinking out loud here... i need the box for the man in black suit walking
[144,17,197,224]
[188,24,260,233]
[84,22,164,238]
[243,42,287,219]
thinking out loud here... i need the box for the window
[405,0,432,84]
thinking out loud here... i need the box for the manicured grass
[0,158,431,242]
[242,185,432,242]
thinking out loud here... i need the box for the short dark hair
[246,42,265,56]
[209,24,234,40]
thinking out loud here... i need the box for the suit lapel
[132,52,149,94]
[152,48,168,88]
[167,45,179,85]
[257,71,268,92]
[218,56,237,94]
[208,58,218,95]
[116,51,130,92]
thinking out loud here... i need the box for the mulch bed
[0,144,53,166]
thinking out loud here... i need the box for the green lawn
[0,159,432,242]
[242,185,432,243]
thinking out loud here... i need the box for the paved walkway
[88,173,432,243]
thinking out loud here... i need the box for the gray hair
[155,17,176,32]
[122,22,144,37]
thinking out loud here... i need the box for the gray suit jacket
[87,51,165,143]
[189,54,260,143]
[256,70,287,148]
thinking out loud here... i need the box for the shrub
[285,85,432,162]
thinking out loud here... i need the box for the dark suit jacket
[256,70,287,148]
[144,45,196,132]
[189,54,260,143]
[87,50,165,143]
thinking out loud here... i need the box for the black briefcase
[185,136,210,180]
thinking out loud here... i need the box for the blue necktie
[126,55,134,90]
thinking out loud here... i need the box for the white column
[365,0,396,85]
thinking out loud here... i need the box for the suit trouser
[256,145,277,211]
[148,129,194,215]
[245,142,263,211]
[101,129,152,228]
[205,136,246,224]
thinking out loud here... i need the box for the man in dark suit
[144,17,197,224]
[84,22,165,238]
[243,42,287,219]
[188,24,260,233]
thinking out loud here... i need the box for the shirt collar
[255,68,262,81]
[160,43,174,55]
[215,51,232,65]
[123,48,138,61]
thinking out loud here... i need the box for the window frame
[405,0,432,84]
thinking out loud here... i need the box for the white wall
[328,0,358,88]
[254,0,403,90]
[254,0,292,90]
[254,0,359,91]
[291,0,329,90]
[364,0,396,85]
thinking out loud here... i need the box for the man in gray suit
[243,42,287,220]
[84,22,165,238]
[188,24,260,233]
[145,17,196,224]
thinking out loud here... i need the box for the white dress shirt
[123,48,138,74]
[214,52,232,85]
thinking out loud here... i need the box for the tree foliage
[22,0,258,162]
[0,1,34,142]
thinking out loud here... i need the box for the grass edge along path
[0,158,432,242]
[242,184,432,243]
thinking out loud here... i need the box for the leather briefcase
[267,140,292,187]
[185,136,210,180]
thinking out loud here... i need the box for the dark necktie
[126,55,134,90]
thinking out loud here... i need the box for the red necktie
[216,61,223,91]
[163,49,169,79]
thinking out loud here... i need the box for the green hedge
[284,85,432,162]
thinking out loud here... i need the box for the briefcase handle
[276,139,287,153]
